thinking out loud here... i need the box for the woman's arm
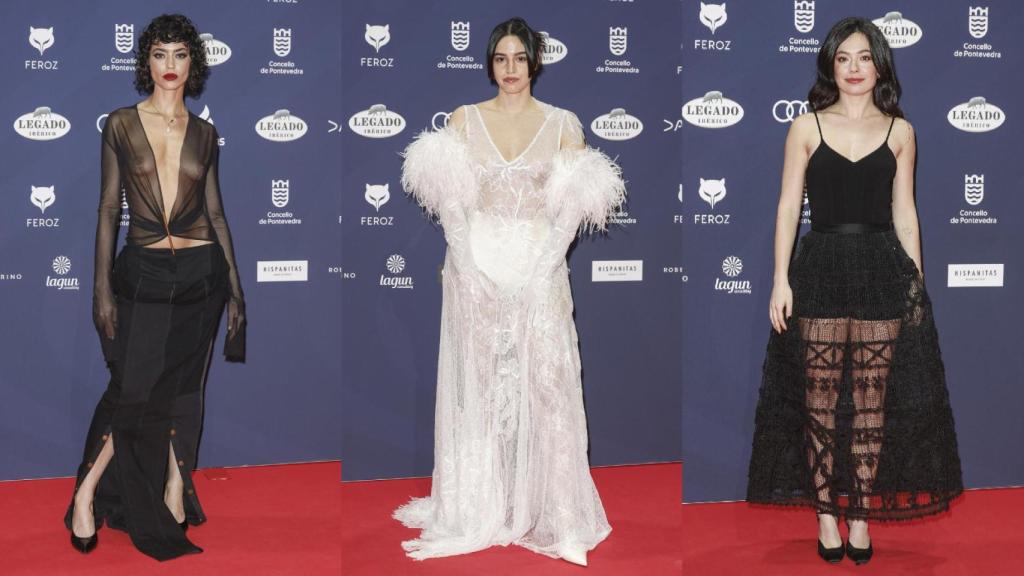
[93,115,121,342]
[890,118,922,276]
[769,114,813,332]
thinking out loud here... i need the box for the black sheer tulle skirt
[747,230,963,521]
[64,243,227,560]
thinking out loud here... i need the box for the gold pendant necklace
[142,104,179,134]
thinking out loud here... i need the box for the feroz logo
[968,6,989,39]
[872,12,923,48]
[592,260,643,282]
[273,28,292,57]
[30,186,55,213]
[609,27,628,56]
[381,254,414,289]
[947,96,1005,132]
[200,33,232,66]
[964,175,984,205]
[451,21,470,51]
[699,3,728,34]
[29,27,54,55]
[699,178,726,209]
[794,1,815,33]
[682,91,744,128]
[773,99,808,123]
[271,179,289,208]
[114,24,133,54]
[591,108,643,141]
[365,24,390,53]
[46,255,79,290]
[539,32,568,64]
[365,184,390,211]
[348,104,406,139]
[947,264,1003,287]
[255,109,308,142]
[14,106,71,141]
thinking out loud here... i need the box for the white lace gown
[395,101,625,561]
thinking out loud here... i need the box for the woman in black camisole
[64,14,245,561]
[746,18,962,565]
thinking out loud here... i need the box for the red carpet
[0,462,341,576]
[341,462,682,575]
[682,486,1024,575]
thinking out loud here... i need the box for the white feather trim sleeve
[400,128,478,217]
[545,147,626,234]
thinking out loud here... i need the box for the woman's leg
[71,436,114,537]
[847,318,900,547]
[800,317,848,546]
[165,442,186,524]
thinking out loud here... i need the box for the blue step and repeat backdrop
[340,0,684,481]
[0,0,342,480]
[681,0,1024,503]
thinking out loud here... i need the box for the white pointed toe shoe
[558,543,588,567]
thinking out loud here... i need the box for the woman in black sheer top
[65,14,245,561]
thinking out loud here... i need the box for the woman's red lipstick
[163,73,179,81]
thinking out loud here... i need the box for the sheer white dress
[395,101,625,561]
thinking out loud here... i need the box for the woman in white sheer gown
[395,17,625,566]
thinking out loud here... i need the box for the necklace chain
[140,103,184,134]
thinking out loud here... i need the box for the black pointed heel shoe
[70,531,98,554]
[846,540,874,565]
[817,539,845,563]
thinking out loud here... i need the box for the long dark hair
[134,14,210,98]
[486,17,545,86]
[809,17,903,118]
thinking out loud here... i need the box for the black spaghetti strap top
[805,112,897,227]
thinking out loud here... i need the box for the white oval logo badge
[872,12,923,48]
[201,33,232,66]
[348,104,406,139]
[590,108,643,141]
[947,97,1005,133]
[14,107,71,141]
[682,91,744,129]
[255,109,308,142]
[539,32,568,65]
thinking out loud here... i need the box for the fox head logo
[29,27,54,55]
[365,183,390,212]
[365,24,390,53]
[31,185,56,213]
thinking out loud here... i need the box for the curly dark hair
[809,17,903,118]
[486,17,545,86]
[134,14,209,98]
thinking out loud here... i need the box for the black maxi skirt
[747,229,963,521]
[64,243,228,560]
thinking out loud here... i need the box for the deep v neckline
[133,103,192,223]
[473,103,552,164]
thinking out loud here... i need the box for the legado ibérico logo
[948,96,1005,132]
[539,31,568,64]
[14,106,71,140]
[590,108,643,141]
[348,104,406,139]
[255,109,308,142]
[683,91,744,128]
[872,11,923,48]
[200,33,232,66]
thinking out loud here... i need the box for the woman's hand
[93,291,117,340]
[769,281,793,333]
[228,297,246,335]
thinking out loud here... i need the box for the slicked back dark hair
[809,17,904,118]
[486,17,545,86]
[134,14,209,98]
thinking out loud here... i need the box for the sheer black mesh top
[95,105,242,303]
[806,112,896,226]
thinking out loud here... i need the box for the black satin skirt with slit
[64,243,228,560]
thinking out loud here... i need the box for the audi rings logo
[773,100,809,123]
[431,111,450,131]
